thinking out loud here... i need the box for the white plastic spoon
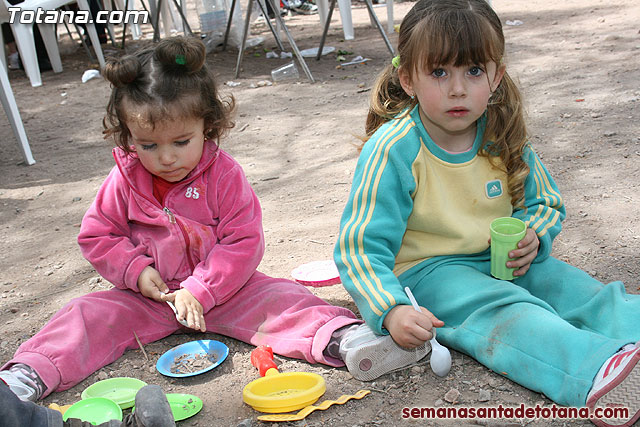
[166,300,189,327]
[404,287,451,377]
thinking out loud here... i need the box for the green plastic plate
[167,393,203,421]
[81,377,147,409]
[133,393,203,422]
[63,397,122,424]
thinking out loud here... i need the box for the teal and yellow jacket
[334,106,566,334]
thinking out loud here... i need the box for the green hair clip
[175,54,186,65]
[391,55,400,68]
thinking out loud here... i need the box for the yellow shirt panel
[394,140,513,275]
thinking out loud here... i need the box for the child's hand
[383,304,444,349]
[508,228,540,277]
[137,266,169,302]
[161,289,206,332]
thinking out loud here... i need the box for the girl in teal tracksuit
[334,1,640,426]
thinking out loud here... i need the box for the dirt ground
[1,0,640,425]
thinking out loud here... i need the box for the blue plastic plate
[156,340,229,378]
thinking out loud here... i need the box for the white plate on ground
[291,260,341,287]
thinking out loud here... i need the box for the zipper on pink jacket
[113,147,220,276]
[163,206,196,271]
[163,207,176,224]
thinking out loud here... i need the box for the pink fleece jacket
[78,141,264,313]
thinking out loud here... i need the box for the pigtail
[154,36,206,75]
[102,55,143,88]
[483,71,529,208]
[365,65,416,139]
[362,0,431,141]
[102,53,148,153]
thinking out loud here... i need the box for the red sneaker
[587,343,640,427]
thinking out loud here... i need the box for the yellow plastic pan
[242,345,326,413]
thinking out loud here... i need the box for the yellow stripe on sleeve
[537,209,561,237]
[531,205,553,231]
[532,163,548,207]
[339,116,413,315]
[533,155,563,208]
[525,205,544,228]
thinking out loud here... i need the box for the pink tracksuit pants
[3,271,359,397]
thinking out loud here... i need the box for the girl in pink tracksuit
[0,37,363,402]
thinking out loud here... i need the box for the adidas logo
[485,180,503,199]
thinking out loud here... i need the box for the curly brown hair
[102,36,235,152]
[366,0,529,207]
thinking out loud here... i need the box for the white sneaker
[339,323,430,381]
[586,342,640,427]
[290,0,317,14]
[0,369,36,402]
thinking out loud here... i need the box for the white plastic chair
[316,0,394,40]
[0,61,35,164]
[317,0,394,57]
[0,0,105,87]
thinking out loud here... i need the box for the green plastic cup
[490,217,526,280]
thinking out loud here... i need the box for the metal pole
[153,0,162,41]
[234,0,253,78]
[363,0,395,56]
[170,0,193,34]
[255,0,285,50]
[316,0,336,60]
[222,0,237,50]
[267,0,314,82]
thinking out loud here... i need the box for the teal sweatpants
[400,255,640,407]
